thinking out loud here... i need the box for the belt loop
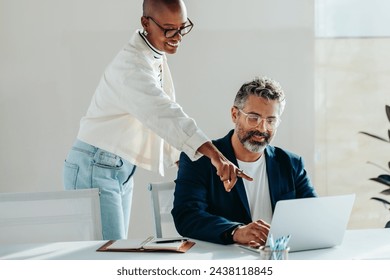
[73,139,98,155]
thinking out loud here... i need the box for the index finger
[223,171,252,192]
[237,169,253,181]
[254,220,270,235]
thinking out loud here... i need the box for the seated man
[172,76,317,246]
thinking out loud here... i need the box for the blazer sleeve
[267,147,317,207]
[172,152,243,244]
[293,156,317,198]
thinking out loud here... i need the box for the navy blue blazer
[172,129,317,244]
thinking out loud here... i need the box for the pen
[154,238,188,244]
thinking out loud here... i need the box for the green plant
[358,105,390,228]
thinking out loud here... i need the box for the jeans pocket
[63,160,79,189]
[94,150,123,169]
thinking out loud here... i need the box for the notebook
[267,194,355,252]
[97,236,195,253]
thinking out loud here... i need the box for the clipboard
[97,236,195,253]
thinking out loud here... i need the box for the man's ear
[231,106,238,123]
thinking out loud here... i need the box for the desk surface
[1,229,389,260]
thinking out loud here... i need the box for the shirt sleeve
[106,49,209,161]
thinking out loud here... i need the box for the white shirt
[77,30,209,175]
[238,155,273,224]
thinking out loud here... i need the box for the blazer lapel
[218,131,252,221]
[234,178,252,220]
[265,146,281,211]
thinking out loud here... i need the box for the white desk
[1,229,389,260]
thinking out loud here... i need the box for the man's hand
[232,220,270,247]
[198,141,253,191]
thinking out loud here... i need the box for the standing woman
[63,0,251,240]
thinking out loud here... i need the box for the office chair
[0,188,102,244]
[147,181,180,238]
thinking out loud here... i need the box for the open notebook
[97,236,195,253]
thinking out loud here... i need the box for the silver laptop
[268,194,355,252]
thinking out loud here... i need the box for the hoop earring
[143,30,148,36]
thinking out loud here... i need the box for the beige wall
[315,38,390,228]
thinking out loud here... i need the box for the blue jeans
[63,140,136,240]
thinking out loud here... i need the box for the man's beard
[236,128,270,153]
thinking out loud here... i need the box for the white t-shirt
[237,155,273,224]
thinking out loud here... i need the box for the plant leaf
[359,131,390,143]
[370,175,390,187]
[380,189,390,195]
[386,105,390,122]
[371,197,390,205]
[379,174,390,181]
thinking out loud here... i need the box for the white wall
[0,0,314,238]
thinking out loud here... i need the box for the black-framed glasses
[237,108,281,130]
[147,16,193,38]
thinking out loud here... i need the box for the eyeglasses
[147,16,194,38]
[237,108,281,130]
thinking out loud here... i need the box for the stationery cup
[259,246,289,260]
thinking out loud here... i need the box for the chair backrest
[0,189,102,244]
[147,181,180,238]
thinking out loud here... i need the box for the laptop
[267,194,355,252]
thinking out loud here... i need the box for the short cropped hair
[234,76,286,115]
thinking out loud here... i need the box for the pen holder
[259,246,290,260]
